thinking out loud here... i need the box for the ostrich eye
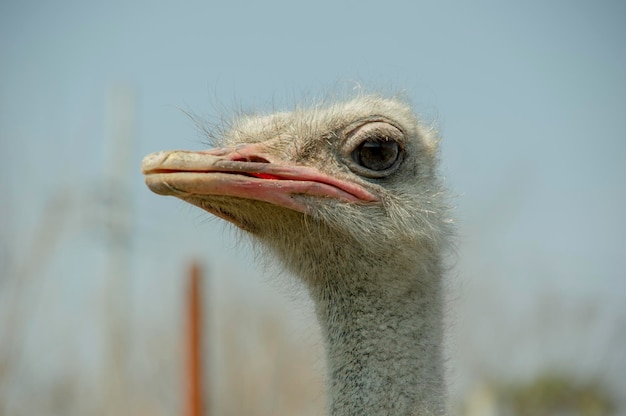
[345,121,405,178]
[352,139,400,172]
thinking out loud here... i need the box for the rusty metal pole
[186,261,205,416]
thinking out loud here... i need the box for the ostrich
[142,95,451,416]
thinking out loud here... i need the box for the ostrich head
[142,95,451,415]
[143,95,448,289]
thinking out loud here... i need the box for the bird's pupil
[354,139,399,171]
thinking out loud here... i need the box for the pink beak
[142,144,377,215]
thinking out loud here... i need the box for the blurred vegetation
[0,290,325,416]
[504,374,615,416]
[460,373,616,416]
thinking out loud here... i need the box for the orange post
[186,262,205,416]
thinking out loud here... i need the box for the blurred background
[1,0,625,415]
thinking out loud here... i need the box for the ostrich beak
[141,145,377,215]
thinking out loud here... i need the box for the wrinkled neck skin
[307,259,446,416]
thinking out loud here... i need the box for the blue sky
[1,0,625,404]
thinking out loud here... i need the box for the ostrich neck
[310,265,446,416]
